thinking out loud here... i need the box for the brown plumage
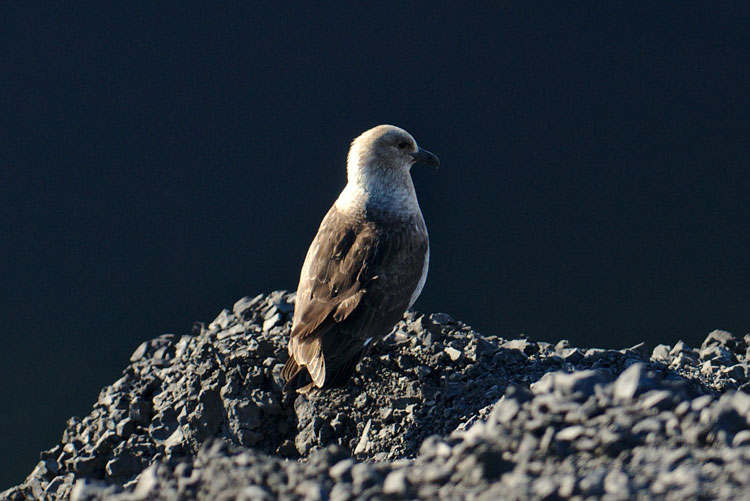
[281,125,439,393]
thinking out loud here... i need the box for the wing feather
[286,204,428,390]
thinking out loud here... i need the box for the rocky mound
[3,291,750,500]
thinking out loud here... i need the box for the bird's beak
[411,148,440,168]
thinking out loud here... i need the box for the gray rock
[561,347,584,363]
[670,340,694,355]
[131,464,159,499]
[350,463,381,493]
[556,425,585,441]
[429,312,454,325]
[329,483,353,501]
[129,342,150,363]
[444,346,462,362]
[626,342,650,359]
[128,400,153,426]
[238,485,273,501]
[691,394,713,412]
[208,308,234,331]
[702,330,746,354]
[115,418,135,440]
[329,458,355,481]
[233,295,263,319]
[731,429,750,447]
[579,468,606,495]
[382,468,409,496]
[8,293,750,501]
[489,397,520,425]
[638,389,674,410]
[69,479,123,501]
[604,469,630,498]
[652,344,671,361]
[533,369,607,398]
[502,338,539,356]
[613,363,647,402]
[105,452,140,480]
[353,419,372,455]
[700,345,736,365]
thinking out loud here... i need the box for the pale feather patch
[335,183,365,212]
[336,126,421,217]
[289,337,326,388]
[409,244,429,308]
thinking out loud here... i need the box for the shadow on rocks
[3,291,747,501]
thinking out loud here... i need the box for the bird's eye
[397,142,407,149]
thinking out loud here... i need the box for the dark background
[2,2,748,489]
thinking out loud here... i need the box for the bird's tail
[281,357,313,393]
[281,341,367,393]
[321,348,365,388]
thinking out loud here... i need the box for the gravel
[3,290,750,500]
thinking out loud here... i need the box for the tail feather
[281,357,312,393]
[322,349,365,388]
[280,356,299,383]
[281,342,367,393]
[283,369,313,393]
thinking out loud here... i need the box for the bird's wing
[288,205,428,386]
[291,206,366,341]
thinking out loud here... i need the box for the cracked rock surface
[3,291,750,500]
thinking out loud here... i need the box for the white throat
[335,149,420,216]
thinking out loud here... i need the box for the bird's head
[347,125,440,178]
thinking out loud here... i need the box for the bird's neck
[335,164,419,218]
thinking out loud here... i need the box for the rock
[702,330,746,354]
[129,342,150,363]
[638,389,674,410]
[353,419,372,455]
[128,400,153,426]
[579,468,606,496]
[691,394,713,412]
[115,418,135,440]
[720,364,747,381]
[700,345,736,365]
[652,344,671,361]
[604,469,630,498]
[69,479,123,501]
[233,295,263,319]
[238,485,273,501]
[262,313,282,332]
[163,428,185,455]
[131,464,159,499]
[329,458,355,481]
[329,483,353,501]
[429,312,454,325]
[732,430,750,447]
[613,363,649,402]
[93,431,118,456]
[350,463,382,494]
[7,294,750,501]
[489,397,520,425]
[533,369,607,398]
[502,339,539,356]
[382,469,409,496]
[556,425,585,441]
[190,386,223,440]
[208,309,234,331]
[670,340,693,356]
[444,346,462,362]
[561,347,584,363]
[312,416,333,445]
[626,342,650,360]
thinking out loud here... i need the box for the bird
[281,125,439,393]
